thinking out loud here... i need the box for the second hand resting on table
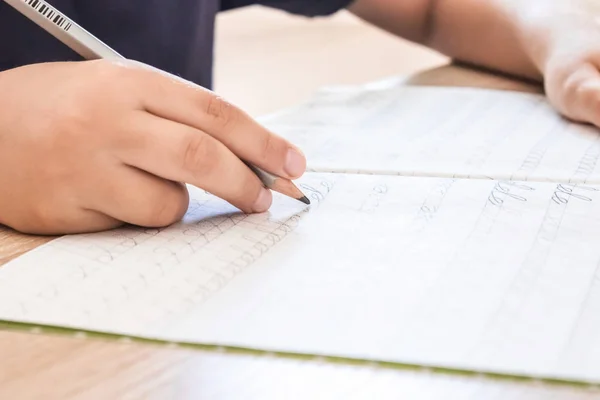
[1,0,600,235]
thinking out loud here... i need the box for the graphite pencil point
[298,195,311,205]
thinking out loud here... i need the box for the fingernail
[285,147,306,178]
[252,188,272,213]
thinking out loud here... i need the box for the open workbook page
[259,81,600,183]
[2,84,600,384]
[2,173,600,382]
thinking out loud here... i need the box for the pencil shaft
[5,0,121,60]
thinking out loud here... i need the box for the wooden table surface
[1,7,596,400]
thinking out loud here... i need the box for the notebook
[2,77,600,385]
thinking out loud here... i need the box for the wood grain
[0,6,580,400]
[0,329,598,400]
[0,225,53,266]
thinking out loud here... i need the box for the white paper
[260,83,600,184]
[3,83,600,384]
[2,173,600,382]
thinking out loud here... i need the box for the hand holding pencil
[0,0,308,235]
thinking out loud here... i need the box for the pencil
[4,0,310,205]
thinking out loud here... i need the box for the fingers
[129,64,306,180]
[558,62,600,127]
[87,165,191,227]
[115,115,273,214]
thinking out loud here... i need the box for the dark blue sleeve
[221,0,355,17]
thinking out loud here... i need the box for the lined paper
[3,84,600,384]
[260,83,600,183]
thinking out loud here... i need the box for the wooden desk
[0,7,595,400]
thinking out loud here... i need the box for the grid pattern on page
[2,172,600,385]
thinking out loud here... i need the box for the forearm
[348,0,599,82]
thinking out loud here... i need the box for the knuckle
[81,60,138,101]
[182,134,217,178]
[87,59,132,84]
[56,102,91,132]
[558,71,595,118]
[574,78,592,97]
[205,95,237,128]
[562,74,584,104]
[575,81,600,110]
[232,175,262,209]
[259,134,276,163]
[144,184,189,227]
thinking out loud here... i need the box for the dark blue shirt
[0,0,351,88]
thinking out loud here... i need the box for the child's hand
[0,60,306,235]
[530,4,600,127]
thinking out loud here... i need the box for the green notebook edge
[0,319,598,390]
